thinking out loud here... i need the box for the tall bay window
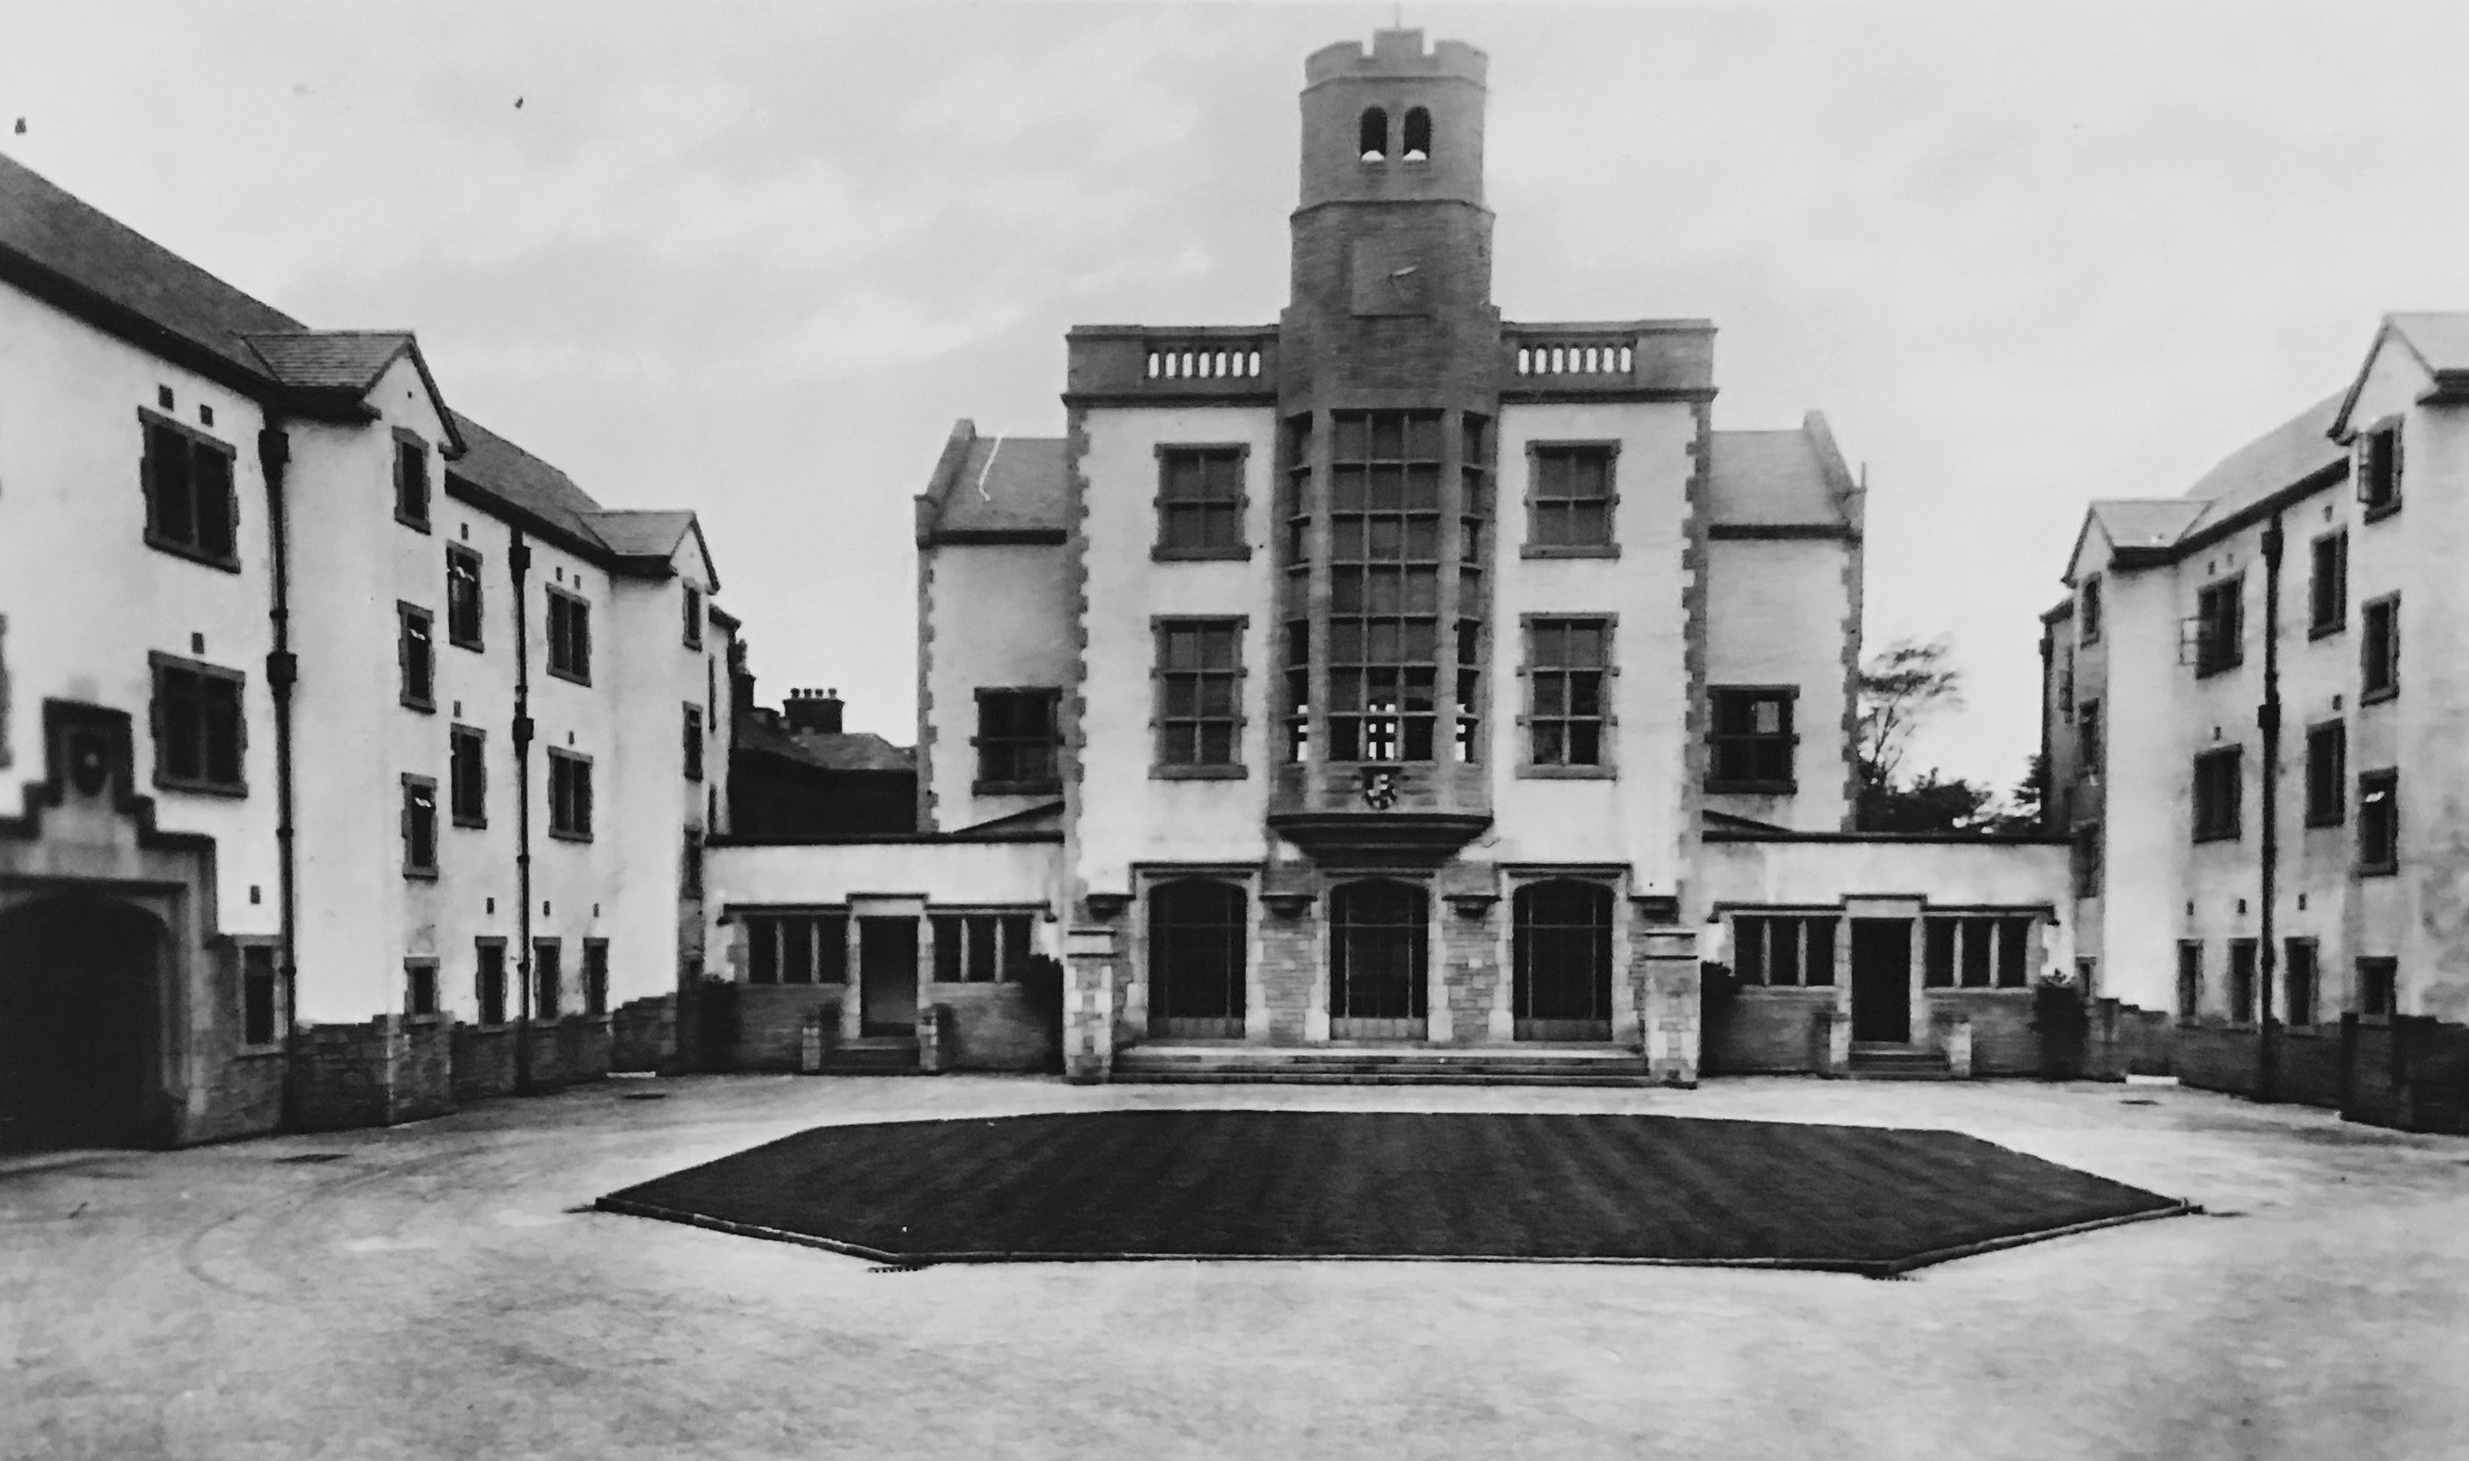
[1327,411,1443,762]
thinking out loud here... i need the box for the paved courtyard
[4,1075,2465,1461]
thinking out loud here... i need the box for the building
[705,29,2070,1085]
[2045,314,2469,1115]
[0,154,736,1150]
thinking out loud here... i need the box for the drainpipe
[2256,516,2283,1101]
[510,533,535,1094]
[258,423,301,1121]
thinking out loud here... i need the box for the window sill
[396,511,433,535]
[1152,764,1247,780]
[401,696,436,714]
[452,814,487,831]
[2192,660,2244,680]
[546,666,593,688]
[156,775,248,799]
[449,634,485,654]
[1520,544,1620,560]
[1151,546,1253,563]
[1517,763,1616,780]
[974,780,1062,797]
[2192,830,2242,845]
[549,828,595,844]
[2302,813,2344,830]
[686,771,705,784]
[2307,620,2344,641]
[2361,499,2401,524]
[1706,779,1797,796]
[2357,860,2399,879]
[2361,683,2398,706]
[143,532,243,574]
[402,867,439,882]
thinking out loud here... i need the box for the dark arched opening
[1402,106,1432,161]
[1358,106,1389,161]
[1147,878,1247,1039]
[1329,880,1427,1038]
[0,893,165,1151]
[1513,880,1613,1041]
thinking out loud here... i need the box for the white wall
[923,541,1074,831]
[1702,535,1856,831]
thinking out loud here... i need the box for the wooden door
[1849,918,1912,1044]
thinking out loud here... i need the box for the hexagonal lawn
[597,1109,2193,1275]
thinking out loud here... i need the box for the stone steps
[1845,1044,1953,1081]
[1113,1043,1658,1087]
[818,1037,920,1076]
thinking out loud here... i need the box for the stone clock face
[1349,238,1430,316]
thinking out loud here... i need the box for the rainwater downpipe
[510,532,536,1094]
[257,423,301,1120]
[2256,516,2283,1102]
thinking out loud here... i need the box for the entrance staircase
[819,1035,919,1075]
[1112,1042,1655,1087]
[1846,1042,1952,1080]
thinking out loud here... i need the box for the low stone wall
[289,1016,455,1131]
[195,1050,289,1143]
[1704,989,1832,1074]
[1924,991,2041,1075]
[2344,1014,2469,1134]
[2174,1021,2262,1098]
[611,993,676,1073]
[452,1025,519,1104]
[928,982,1056,1071]
[735,984,843,1071]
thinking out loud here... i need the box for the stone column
[1635,925,1701,1086]
[1063,925,1118,1083]
[840,917,864,1044]
[1944,1016,1974,1078]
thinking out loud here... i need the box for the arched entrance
[0,893,165,1152]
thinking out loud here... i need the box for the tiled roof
[443,411,610,547]
[2178,392,2346,535]
[929,433,1071,537]
[740,714,915,773]
[583,509,696,560]
[2086,500,2206,552]
[0,152,300,375]
[1706,427,1851,526]
[243,330,416,393]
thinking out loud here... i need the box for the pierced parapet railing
[1067,325,1280,400]
[1501,321,1716,398]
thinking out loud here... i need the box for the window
[1708,687,1794,790]
[2308,531,2346,637]
[2357,422,2401,518]
[1155,620,1244,772]
[583,940,609,1017]
[1525,617,1611,771]
[1922,916,2032,989]
[1456,415,1491,764]
[1512,881,1614,1036]
[2076,699,2103,780]
[1156,447,1247,557]
[445,544,485,650]
[149,653,246,795]
[2228,939,2258,1024]
[1401,106,1432,161]
[2302,721,2344,828]
[2073,823,2103,898]
[1527,443,1616,553]
[546,748,593,841]
[2079,574,2102,642]
[449,724,487,827]
[2361,594,2399,702]
[2176,942,2203,1025]
[1358,106,1388,160]
[1329,411,1443,762]
[683,584,704,649]
[974,688,1061,793]
[681,831,704,899]
[401,775,438,877]
[141,412,239,568]
[240,944,280,1046]
[2193,577,2242,676]
[476,939,507,1025]
[405,959,439,1017]
[2357,957,2397,1018]
[1454,618,1482,764]
[1731,914,1838,987]
[1328,881,1428,1030]
[2193,746,2242,843]
[546,586,591,684]
[534,940,562,1020]
[683,704,705,781]
[930,912,1036,985]
[2284,939,2318,1028]
[394,432,431,530]
[397,603,435,711]
[744,913,850,985]
[2358,768,2398,875]
[1148,881,1246,1036]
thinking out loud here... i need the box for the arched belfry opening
[1402,106,1432,161]
[1358,106,1389,161]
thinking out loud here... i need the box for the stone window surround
[2359,592,2400,704]
[1150,615,1249,780]
[400,773,439,879]
[1515,612,1617,779]
[546,746,594,842]
[1152,442,1253,561]
[2355,415,2402,522]
[971,685,1064,797]
[544,583,592,686]
[139,405,241,573]
[396,601,436,713]
[1522,439,1621,559]
[448,722,487,829]
[2306,529,2347,640]
[148,649,248,797]
[1706,683,1799,795]
[445,542,486,652]
[392,427,433,534]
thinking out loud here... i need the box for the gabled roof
[917,421,1070,544]
[583,509,721,590]
[2062,392,2348,583]
[242,329,465,454]
[2330,312,2469,439]
[738,713,915,774]
[1706,413,1860,531]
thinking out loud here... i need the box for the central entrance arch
[1328,880,1428,1040]
[0,892,165,1152]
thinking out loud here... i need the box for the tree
[1985,753,2049,834]
[1855,635,1964,795]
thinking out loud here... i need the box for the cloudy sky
[9,1,2466,789]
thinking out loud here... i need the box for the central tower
[1270,30,1502,862]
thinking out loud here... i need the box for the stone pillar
[840,917,864,1044]
[1636,925,1701,1086]
[798,1009,828,1074]
[916,913,938,1024]
[1063,925,1118,1083]
[1812,1007,1850,1076]
[1943,1015,1974,1079]
[917,1004,949,1074]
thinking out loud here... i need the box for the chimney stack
[784,686,844,735]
